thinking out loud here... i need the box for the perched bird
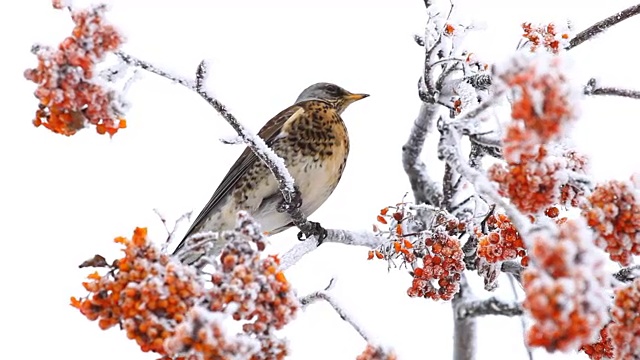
[174,82,368,263]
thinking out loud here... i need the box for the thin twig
[507,274,533,360]
[299,287,371,342]
[584,78,640,100]
[566,3,640,50]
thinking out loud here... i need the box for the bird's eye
[326,84,340,95]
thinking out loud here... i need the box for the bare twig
[566,3,640,50]
[507,274,533,360]
[115,51,194,88]
[402,103,443,206]
[300,285,371,342]
[280,229,380,270]
[584,78,640,100]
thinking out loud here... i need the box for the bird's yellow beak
[343,93,369,102]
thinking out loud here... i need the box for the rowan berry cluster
[521,22,570,54]
[476,212,527,265]
[581,177,640,266]
[356,344,398,360]
[522,219,609,351]
[580,322,614,360]
[71,227,203,354]
[407,214,465,301]
[370,202,466,301]
[490,55,584,214]
[24,1,126,136]
[608,278,640,359]
[72,212,298,360]
[166,212,298,360]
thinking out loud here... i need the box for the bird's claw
[297,221,328,246]
[277,187,303,213]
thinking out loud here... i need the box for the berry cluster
[489,146,563,214]
[523,219,610,351]
[24,2,126,136]
[490,55,583,215]
[476,212,527,265]
[474,212,528,290]
[73,212,298,359]
[167,212,298,360]
[164,306,261,360]
[521,22,570,54]
[580,322,614,360]
[408,214,465,301]
[609,278,640,359]
[581,177,640,266]
[71,227,203,354]
[356,345,398,360]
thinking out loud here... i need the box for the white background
[2,0,639,359]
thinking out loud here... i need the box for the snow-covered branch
[566,3,640,50]
[299,281,371,342]
[455,297,523,320]
[402,102,443,206]
[613,265,640,282]
[452,274,477,360]
[437,114,532,234]
[584,78,640,100]
[280,229,380,271]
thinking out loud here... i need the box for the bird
[173,82,369,264]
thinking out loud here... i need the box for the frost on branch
[370,202,465,301]
[522,218,610,352]
[609,278,640,359]
[72,212,299,359]
[488,54,587,214]
[581,176,640,266]
[24,2,127,136]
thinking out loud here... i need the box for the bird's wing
[175,104,306,253]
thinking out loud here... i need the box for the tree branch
[299,281,371,342]
[402,102,443,206]
[437,107,532,235]
[452,274,477,360]
[455,296,524,320]
[584,77,640,100]
[613,264,640,282]
[566,3,640,50]
[280,229,380,271]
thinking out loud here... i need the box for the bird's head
[295,82,369,114]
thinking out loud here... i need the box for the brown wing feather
[173,104,305,254]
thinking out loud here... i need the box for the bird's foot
[297,221,328,246]
[277,186,303,213]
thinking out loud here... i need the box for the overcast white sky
[2,0,639,359]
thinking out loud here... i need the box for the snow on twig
[299,281,372,343]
